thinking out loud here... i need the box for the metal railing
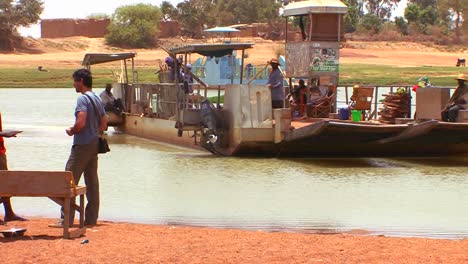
[126,83,216,118]
[124,83,457,120]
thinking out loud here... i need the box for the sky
[20,0,408,38]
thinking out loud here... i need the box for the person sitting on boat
[100,83,124,114]
[442,74,468,122]
[267,58,285,109]
[292,79,308,116]
[309,83,324,106]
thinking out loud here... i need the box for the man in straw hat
[267,58,285,108]
[442,73,468,122]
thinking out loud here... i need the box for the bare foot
[4,215,28,222]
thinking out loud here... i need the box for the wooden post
[308,13,313,41]
[345,85,349,105]
[374,86,379,120]
[131,57,136,84]
[230,54,234,85]
[63,198,70,239]
[407,86,412,118]
[274,109,282,143]
[80,195,85,228]
[240,49,245,84]
[217,85,221,109]
[338,15,341,42]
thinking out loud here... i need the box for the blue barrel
[338,107,350,120]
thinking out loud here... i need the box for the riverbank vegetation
[0,64,458,88]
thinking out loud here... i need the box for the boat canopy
[82,53,137,66]
[167,43,254,57]
[282,0,348,16]
[204,27,240,33]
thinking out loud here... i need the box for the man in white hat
[267,58,285,109]
[442,74,468,122]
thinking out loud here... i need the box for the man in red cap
[0,114,26,224]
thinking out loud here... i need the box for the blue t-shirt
[73,91,105,145]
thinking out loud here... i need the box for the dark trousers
[442,104,464,122]
[63,141,100,225]
[272,100,284,109]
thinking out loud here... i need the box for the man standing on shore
[52,69,107,227]
[267,58,285,109]
[0,114,26,224]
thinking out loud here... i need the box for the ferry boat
[82,0,468,157]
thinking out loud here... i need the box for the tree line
[105,0,282,47]
[106,0,467,47]
[344,0,467,43]
[0,0,466,51]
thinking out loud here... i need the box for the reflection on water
[1,89,468,239]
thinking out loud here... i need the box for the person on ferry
[267,58,285,109]
[442,74,468,122]
[183,64,194,93]
[99,83,123,114]
[309,82,324,106]
[165,56,183,82]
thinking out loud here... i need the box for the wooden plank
[63,198,70,239]
[48,197,83,212]
[79,195,85,228]
[69,228,86,239]
[285,120,329,142]
[376,120,438,144]
[74,186,87,196]
[0,171,74,196]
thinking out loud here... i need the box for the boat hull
[114,115,203,151]
[116,115,468,157]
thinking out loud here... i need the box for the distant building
[41,19,110,38]
[158,21,180,38]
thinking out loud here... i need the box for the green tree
[0,0,44,50]
[359,14,383,33]
[365,0,401,19]
[404,2,438,34]
[160,1,177,22]
[343,0,363,33]
[105,4,162,48]
[394,16,409,35]
[404,3,421,23]
[439,0,467,40]
[216,0,281,25]
[176,0,217,38]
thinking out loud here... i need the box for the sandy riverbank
[1,37,467,68]
[1,218,468,263]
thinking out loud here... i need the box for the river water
[1,88,468,239]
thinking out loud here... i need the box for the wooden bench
[0,171,86,239]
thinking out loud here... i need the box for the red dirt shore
[1,218,468,263]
